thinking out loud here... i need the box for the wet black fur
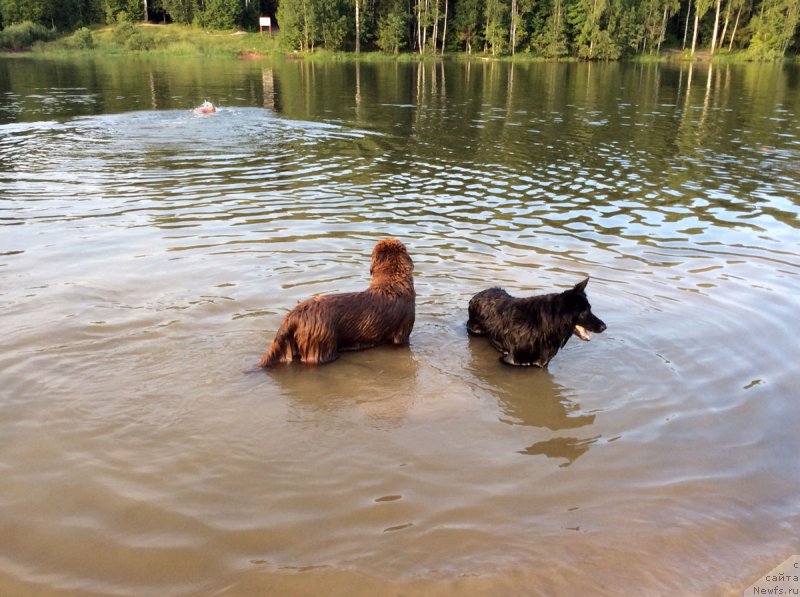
[467,278,606,367]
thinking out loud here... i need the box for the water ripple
[2,60,800,596]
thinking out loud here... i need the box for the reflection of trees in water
[271,59,800,252]
[467,336,598,467]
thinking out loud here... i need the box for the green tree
[376,0,408,53]
[723,0,749,49]
[80,0,105,26]
[319,0,348,49]
[531,0,568,56]
[162,0,198,24]
[277,0,320,50]
[103,0,143,23]
[414,0,439,53]
[353,0,361,51]
[0,0,46,24]
[509,0,533,53]
[1,0,104,28]
[658,0,681,51]
[203,0,242,28]
[568,0,609,58]
[595,0,625,58]
[452,0,483,52]
[640,0,663,51]
[746,0,800,58]
[484,0,509,54]
[614,0,643,54]
[689,0,714,53]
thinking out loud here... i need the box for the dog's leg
[500,353,524,366]
[296,327,339,365]
[391,331,411,345]
[258,336,294,367]
[501,349,548,368]
[466,319,485,335]
[301,346,339,365]
[259,327,297,367]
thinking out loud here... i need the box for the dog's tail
[258,320,298,368]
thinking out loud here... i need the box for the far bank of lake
[4,21,796,65]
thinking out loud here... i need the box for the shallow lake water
[1,56,799,595]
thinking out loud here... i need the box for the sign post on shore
[259,17,272,37]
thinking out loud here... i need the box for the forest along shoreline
[0,0,798,63]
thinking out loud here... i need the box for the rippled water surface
[1,56,799,595]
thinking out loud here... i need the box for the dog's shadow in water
[466,335,600,467]
[261,345,420,427]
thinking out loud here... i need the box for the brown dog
[259,239,415,367]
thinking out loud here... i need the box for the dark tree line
[1,0,797,59]
[0,0,277,30]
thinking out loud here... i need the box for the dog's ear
[573,278,589,293]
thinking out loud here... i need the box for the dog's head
[564,278,606,342]
[370,238,414,278]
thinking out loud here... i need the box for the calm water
[1,55,799,596]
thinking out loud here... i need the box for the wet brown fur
[259,239,415,367]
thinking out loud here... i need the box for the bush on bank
[0,21,56,50]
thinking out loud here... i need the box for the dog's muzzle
[574,325,592,341]
[574,320,606,341]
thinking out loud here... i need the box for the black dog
[467,278,606,367]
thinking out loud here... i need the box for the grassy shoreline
[2,22,797,64]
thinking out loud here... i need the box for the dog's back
[260,288,415,367]
[467,287,511,336]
